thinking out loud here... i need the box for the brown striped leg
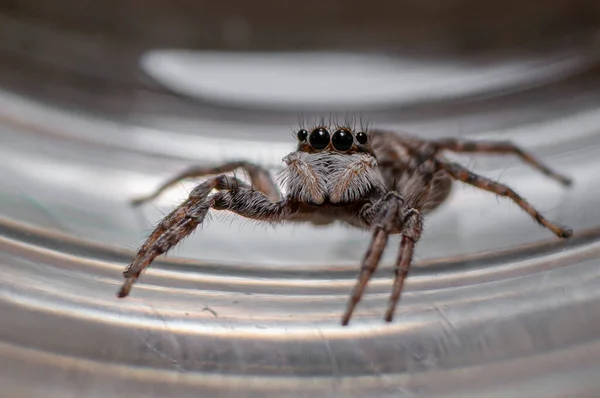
[119,176,225,297]
[132,160,280,206]
[438,160,573,239]
[342,193,401,326]
[385,210,422,322]
[119,175,290,298]
[383,160,434,322]
[435,138,572,186]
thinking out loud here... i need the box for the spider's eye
[297,129,308,142]
[356,131,368,145]
[309,128,330,150]
[331,129,354,151]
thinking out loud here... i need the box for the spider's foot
[540,218,573,240]
[341,309,353,326]
[384,303,397,323]
[117,277,136,298]
[558,227,574,239]
[555,174,573,187]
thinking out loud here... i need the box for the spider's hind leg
[438,159,573,239]
[132,160,280,206]
[435,138,572,186]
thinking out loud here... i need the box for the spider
[118,126,573,326]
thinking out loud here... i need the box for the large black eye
[309,128,330,150]
[331,129,354,151]
[356,131,368,145]
[297,129,308,142]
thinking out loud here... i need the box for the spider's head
[294,126,373,155]
[280,126,385,205]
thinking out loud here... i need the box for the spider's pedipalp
[280,151,328,205]
[328,153,384,203]
[281,151,386,206]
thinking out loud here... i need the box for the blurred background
[1,1,600,397]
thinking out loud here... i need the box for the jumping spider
[118,126,573,326]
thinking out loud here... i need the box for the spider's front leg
[342,192,403,326]
[342,160,436,326]
[385,210,422,322]
[118,175,292,298]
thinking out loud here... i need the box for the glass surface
[1,3,600,397]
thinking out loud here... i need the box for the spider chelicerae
[118,125,573,326]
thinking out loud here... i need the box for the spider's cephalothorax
[281,127,386,208]
[120,127,574,326]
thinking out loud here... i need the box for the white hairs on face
[279,151,386,205]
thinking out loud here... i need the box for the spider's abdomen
[280,151,386,205]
